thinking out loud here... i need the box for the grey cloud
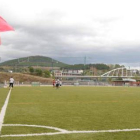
[1,10,140,67]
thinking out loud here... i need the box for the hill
[0,56,68,67]
[0,72,52,84]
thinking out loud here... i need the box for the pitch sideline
[0,89,12,134]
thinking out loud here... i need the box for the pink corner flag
[0,16,14,32]
[0,16,14,44]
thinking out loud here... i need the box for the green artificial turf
[1,86,140,140]
[0,88,9,111]
[2,126,57,135]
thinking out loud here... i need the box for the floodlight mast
[51,58,53,71]
[84,56,86,66]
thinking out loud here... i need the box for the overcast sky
[0,0,140,67]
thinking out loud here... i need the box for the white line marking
[3,124,68,132]
[1,124,140,137]
[0,89,11,134]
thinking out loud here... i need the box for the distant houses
[54,70,83,77]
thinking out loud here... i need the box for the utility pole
[83,56,86,75]
[84,56,86,66]
[51,58,54,71]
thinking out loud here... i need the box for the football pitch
[1,86,140,140]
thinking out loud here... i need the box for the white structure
[122,78,136,82]
[54,70,62,77]
[8,70,13,73]
[54,70,83,77]
[101,67,139,77]
[62,70,83,76]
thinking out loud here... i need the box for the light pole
[83,56,91,75]
[51,58,54,71]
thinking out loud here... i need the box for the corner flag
[0,16,14,44]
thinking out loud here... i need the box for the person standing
[59,80,62,87]
[9,76,14,89]
[56,78,60,89]
[52,79,56,87]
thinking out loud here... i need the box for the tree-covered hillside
[61,63,110,70]
[0,56,68,67]
[0,56,124,75]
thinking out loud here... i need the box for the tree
[108,77,112,83]
[29,67,34,74]
[35,68,43,76]
[44,70,51,78]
